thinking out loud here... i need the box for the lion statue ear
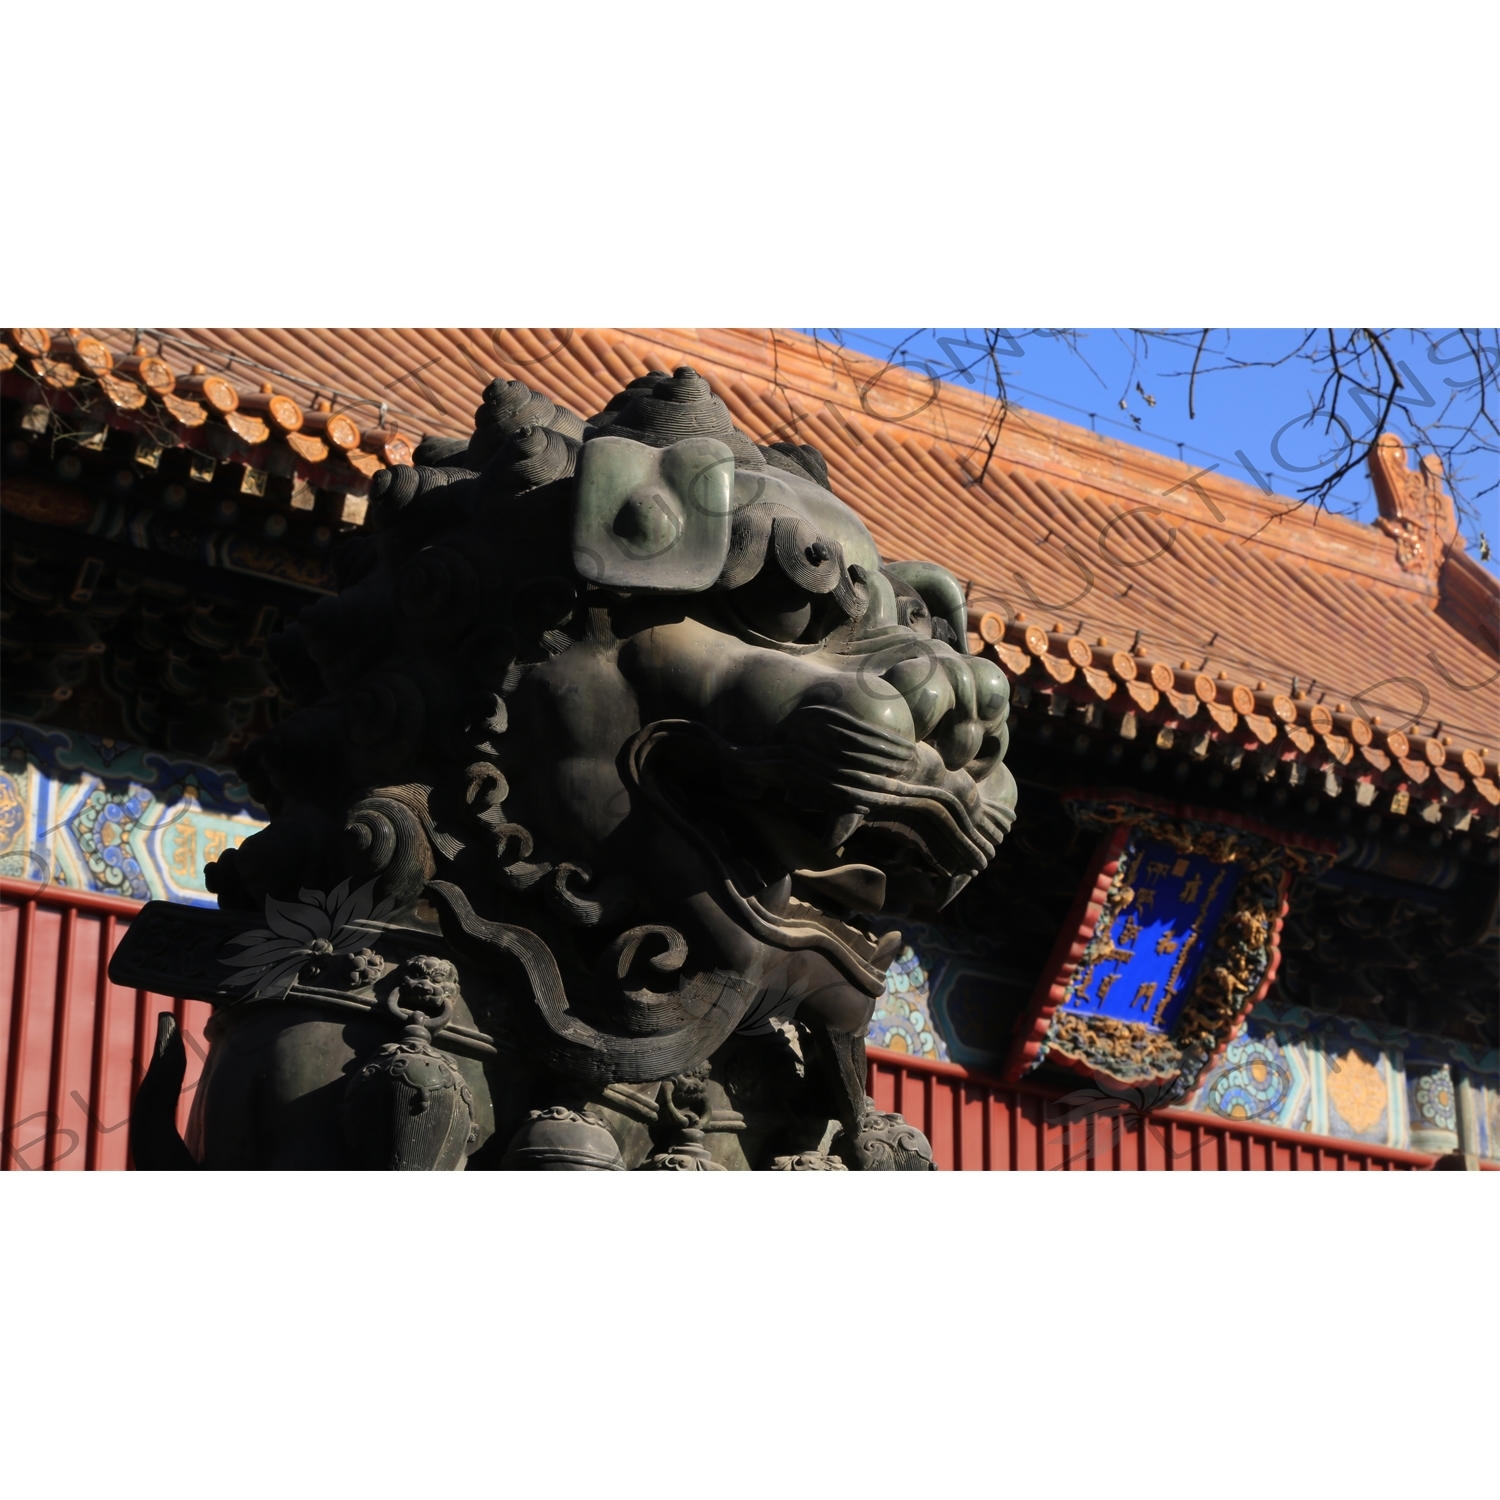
[572,435,735,592]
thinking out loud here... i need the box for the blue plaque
[1004,792,1335,1092]
[1062,834,1242,1033]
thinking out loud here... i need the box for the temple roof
[4,326,1497,819]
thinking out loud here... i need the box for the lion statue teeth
[114,366,1018,1170]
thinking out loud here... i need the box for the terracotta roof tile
[8,325,1496,807]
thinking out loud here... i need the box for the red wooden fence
[1,878,1450,1171]
[866,1048,1443,1171]
[1,879,210,1170]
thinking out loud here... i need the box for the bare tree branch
[1187,328,1209,420]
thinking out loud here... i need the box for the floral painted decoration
[1414,1067,1456,1130]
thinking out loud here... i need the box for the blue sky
[802,329,1499,579]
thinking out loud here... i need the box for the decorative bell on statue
[340,956,478,1171]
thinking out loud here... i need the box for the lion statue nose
[881,649,1009,772]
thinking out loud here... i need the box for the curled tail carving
[129,1013,199,1171]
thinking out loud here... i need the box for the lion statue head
[197,365,1016,1166]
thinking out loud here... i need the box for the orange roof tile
[11,327,1498,789]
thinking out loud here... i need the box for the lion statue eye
[894,595,932,636]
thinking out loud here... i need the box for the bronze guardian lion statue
[114,366,1017,1169]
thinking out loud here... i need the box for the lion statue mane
[114,365,1018,1170]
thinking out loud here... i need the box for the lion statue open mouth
[114,366,1017,1170]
